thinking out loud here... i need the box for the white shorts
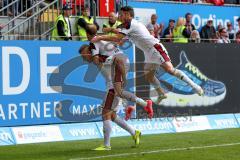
[101,53,130,112]
[102,89,121,112]
[101,53,130,90]
[143,43,170,64]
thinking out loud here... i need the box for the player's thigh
[113,82,123,96]
[102,89,115,119]
[144,63,159,79]
[111,96,121,112]
[160,61,174,73]
[149,43,171,65]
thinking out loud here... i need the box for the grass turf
[0,128,240,160]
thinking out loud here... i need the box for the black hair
[79,44,89,54]
[85,24,97,35]
[120,6,134,17]
[219,28,226,33]
[236,31,240,36]
[185,12,192,18]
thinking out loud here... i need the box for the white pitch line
[70,142,240,160]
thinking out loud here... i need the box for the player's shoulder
[89,41,100,50]
[118,19,138,30]
[90,40,103,47]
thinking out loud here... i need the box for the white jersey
[119,19,169,64]
[119,19,159,52]
[90,40,122,65]
[89,40,128,90]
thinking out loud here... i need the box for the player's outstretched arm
[91,33,125,43]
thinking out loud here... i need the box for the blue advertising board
[129,1,240,30]
[0,113,239,146]
[96,118,175,138]
[59,123,100,141]
[234,113,240,126]
[207,114,239,129]
[0,127,15,145]
[0,40,135,127]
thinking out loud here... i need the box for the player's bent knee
[145,74,155,83]
[111,112,117,121]
[115,90,124,98]
[102,109,112,120]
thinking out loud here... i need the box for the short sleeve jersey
[119,19,159,52]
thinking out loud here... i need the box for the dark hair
[236,31,240,37]
[185,12,192,18]
[79,44,89,54]
[120,6,134,17]
[219,28,226,33]
[237,17,240,22]
[85,24,97,35]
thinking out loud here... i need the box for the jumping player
[91,6,204,108]
[85,24,153,119]
[79,24,152,150]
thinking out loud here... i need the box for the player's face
[81,47,92,62]
[121,11,131,23]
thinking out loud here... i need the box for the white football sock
[103,120,112,147]
[113,116,135,136]
[173,69,200,90]
[121,91,147,107]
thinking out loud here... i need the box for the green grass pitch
[1,128,240,160]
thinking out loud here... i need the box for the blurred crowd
[146,13,240,43]
[50,3,240,44]
[0,0,240,43]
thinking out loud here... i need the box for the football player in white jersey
[91,6,204,109]
[79,24,153,150]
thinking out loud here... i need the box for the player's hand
[112,28,120,34]
[91,36,101,43]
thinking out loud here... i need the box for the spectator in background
[3,0,19,16]
[0,24,3,39]
[235,31,240,44]
[200,18,216,42]
[234,17,240,38]
[226,22,235,40]
[216,23,223,38]
[146,14,163,40]
[217,23,223,32]
[185,13,196,30]
[77,6,99,41]
[190,30,201,43]
[217,28,231,43]
[19,0,32,16]
[102,12,121,36]
[185,13,196,40]
[62,0,84,15]
[162,19,175,42]
[51,4,72,41]
[173,17,190,43]
[210,33,219,43]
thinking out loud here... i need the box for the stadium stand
[0,0,239,41]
